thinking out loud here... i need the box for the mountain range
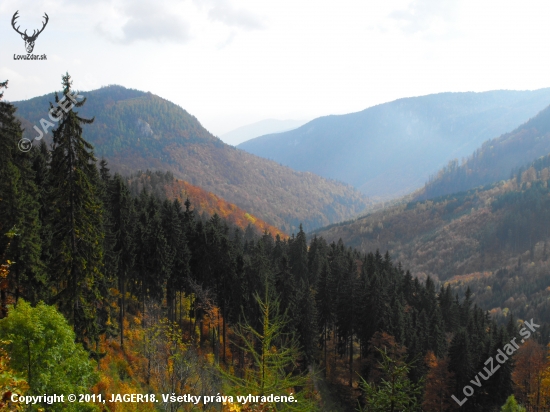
[238,89,550,200]
[415,104,550,200]
[311,100,550,325]
[13,85,368,233]
[220,118,308,146]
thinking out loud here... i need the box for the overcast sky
[1,0,550,139]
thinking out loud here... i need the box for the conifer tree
[448,329,475,395]
[289,224,308,282]
[0,80,44,305]
[294,278,318,362]
[315,255,333,374]
[500,395,526,412]
[47,73,104,345]
[31,141,53,271]
[359,347,422,412]
[109,174,136,347]
[161,198,182,320]
[222,283,316,411]
[133,193,170,306]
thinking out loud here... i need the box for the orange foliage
[446,271,493,285]
[165,180,286,238]
[422,352,454,412]
[512,340,548,410]
[92,335,156,412]
[364,332,407,384]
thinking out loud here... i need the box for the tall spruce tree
[48,73,104,346]
[0,80,44,306]
[109,174,136,348]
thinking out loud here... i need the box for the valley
[3,77,550,412]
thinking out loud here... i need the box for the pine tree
[47,73,104,346]
[289,224,308,283]
[31,141,53,273]
[221,283,316,411]
[294,278,318,362]
[0,80,44,305]
[315,254,333,375]
[10,154,46,305]
[133,193,170,306]
[359,347,423,412]
[109,174,136,348]
[448,329,475,395]
[500,395,526,412]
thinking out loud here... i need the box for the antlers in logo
[12,11,49,54]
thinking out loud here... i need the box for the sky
[1,0,550,140]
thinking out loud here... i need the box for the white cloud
[389,0,458,34]
[207,2,264,30]
[95,0,191,44]
[94,0,263,45]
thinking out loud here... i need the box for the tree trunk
[349,335,353,387]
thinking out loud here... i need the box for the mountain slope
[126,170,286,237]
[416,104,550,200]
[14,85,368,233]
[238,89,550,200]
[221,119,308,146]
[312,155,550,324]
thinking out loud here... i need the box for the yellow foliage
[0,341,29,412]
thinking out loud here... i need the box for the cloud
[207,2,263,30]
[95,0,262,45]
[96,0,191,45]
[216,31,237,49]
[389,0,458,34]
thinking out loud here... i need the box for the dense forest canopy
[1,76,550,411]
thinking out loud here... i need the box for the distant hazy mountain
[14,85,368,233]
[238,89,550,200]
[312,152,550,324]
[221,119,308,146]
[415,103,550,201]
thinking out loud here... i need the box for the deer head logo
[11,11,49,54]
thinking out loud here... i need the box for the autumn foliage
[165,179,286,238]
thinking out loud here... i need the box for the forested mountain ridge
[312,154,550,326]
[238,89,550,200]
[3,77,550,411]
[126,170,285,237]
[12,85,369,233]
[416,103,550,201]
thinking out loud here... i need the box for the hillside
[238,89,550,200]
[416,104,550,200]
[126,170,286,237]
[220,118,307,146]
[312,155,550,324]
[13,85,368,233]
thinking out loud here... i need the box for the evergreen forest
[2,76,550,412]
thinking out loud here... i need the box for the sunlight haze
[2,0,550,138]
